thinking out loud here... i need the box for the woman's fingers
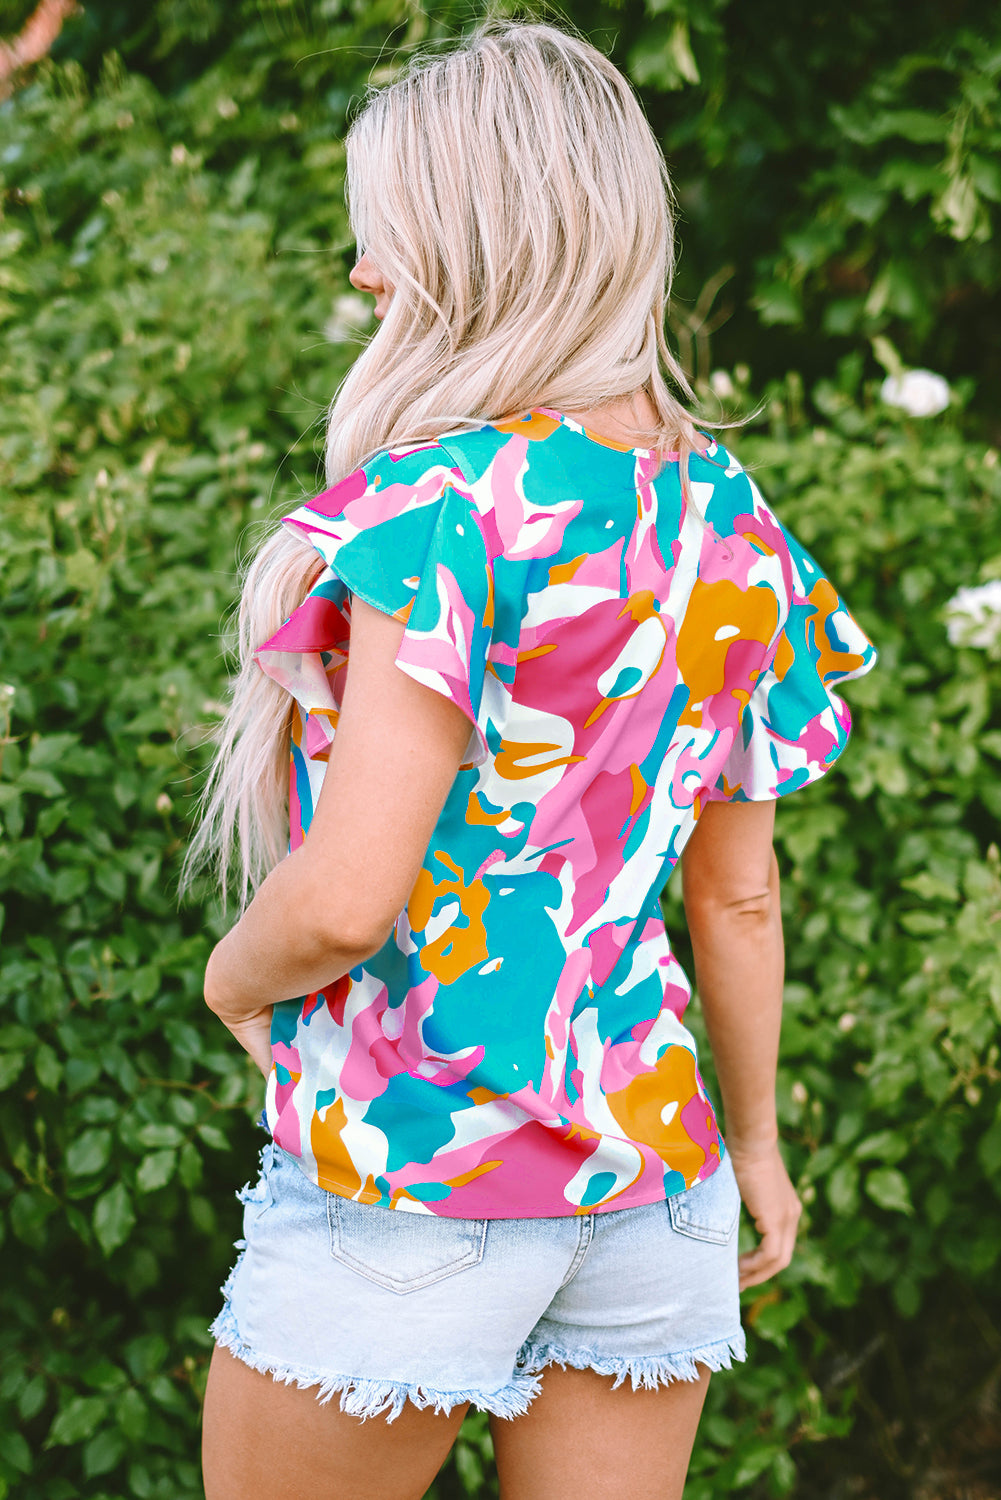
[220,1008,275,1079]
[738,1213,799,1290]
[728,1141,803,1290]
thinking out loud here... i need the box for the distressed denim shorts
[211,1138,745,1423]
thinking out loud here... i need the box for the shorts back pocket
[668,1156,741,1245]
[328,1195,487,1294]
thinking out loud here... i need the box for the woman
[190,20,876,1500]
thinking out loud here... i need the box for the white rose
[880,369,951,418]
[944,580,1001,650]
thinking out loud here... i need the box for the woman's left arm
[202,599,474,1075]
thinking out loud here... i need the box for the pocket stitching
[668,1165,740,1245]
[327,1195,488,1294]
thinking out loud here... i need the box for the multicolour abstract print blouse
[255,411,876,1218]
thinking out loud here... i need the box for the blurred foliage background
[0,1,999,1497]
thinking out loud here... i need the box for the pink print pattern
[254,411,876,1218]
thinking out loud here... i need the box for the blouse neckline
[531,407,678,461]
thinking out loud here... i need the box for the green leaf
[135,1122,184,1149]
[899,871,959,903]
[854,1130,908,1164]
[116,1387,149,1444]
[827,1161,859,1216]
[18,1374,48,1422]
[865,1168,914,1216]
[80,1357,127,1392]
[771,1450,797,1493]
[899,910,949,935]
[82,1426,126,1478]
[28,733,79,768]
[46,1394,108,1447]
[628,19,700,91]
[197,1123,230,1151]
[978,1117,1001,1178]
[124,1333,169,1381]
[136,1148,177,1193]
[35,1042,63,1090]
[752,280,803,327]
[66,1127,113,1178]
[10,1191,57,1248]
[0,1054,25,1089]
[177,1140,203,1188]
[17,768,64,797]
[93,1182,136,1255]
[63,548,101,592]
[892,1275,921,1318]
[935,174,981,241]
[454,1439,484,1491]
[733,1444,778,1486]
[0,1431,32,1473]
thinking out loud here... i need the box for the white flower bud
[880,369,950,418]
[945,580,1001,650]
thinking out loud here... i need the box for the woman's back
[254,410,875,1217]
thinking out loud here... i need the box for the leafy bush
[1,13,1000,1500]
[48,0,1001,418]
[0,49,352,1500]
[625,0,1001,413]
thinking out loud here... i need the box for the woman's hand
[216,1007,274,1079]
[729,1140,802,1290]
[203,935,274,1079]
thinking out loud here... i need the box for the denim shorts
[211,1138,745,1423]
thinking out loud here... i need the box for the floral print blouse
[255,410,876,1218]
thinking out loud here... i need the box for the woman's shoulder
[288,439,464,533]
[688,435,799,552]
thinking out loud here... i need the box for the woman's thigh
[489,1363,711,1500]
[202,1345,468,1500]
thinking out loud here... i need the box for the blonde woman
[193,20,876,1500]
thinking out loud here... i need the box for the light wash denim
[211,1139,745,1423]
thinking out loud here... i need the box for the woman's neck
[559,389,661,448]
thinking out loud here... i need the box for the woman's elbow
[310,910,394,965]
[321,881,407,960]
[683,884,780,939]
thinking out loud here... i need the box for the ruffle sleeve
[705,505,877,804]
[254,441,494,768]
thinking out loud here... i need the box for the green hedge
[45,0,1001,414]
[1,21,1000,1500]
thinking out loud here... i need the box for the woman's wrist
[723,1125,781,1162]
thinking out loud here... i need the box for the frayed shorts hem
[515,1329,747,1391]
[210,1297,543,1424]
[211,1295,746,1424]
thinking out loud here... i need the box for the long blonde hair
[185,18,704,908]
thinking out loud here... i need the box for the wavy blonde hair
[185,17,704,908]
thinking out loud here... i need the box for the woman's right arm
[680,799,802,1289]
